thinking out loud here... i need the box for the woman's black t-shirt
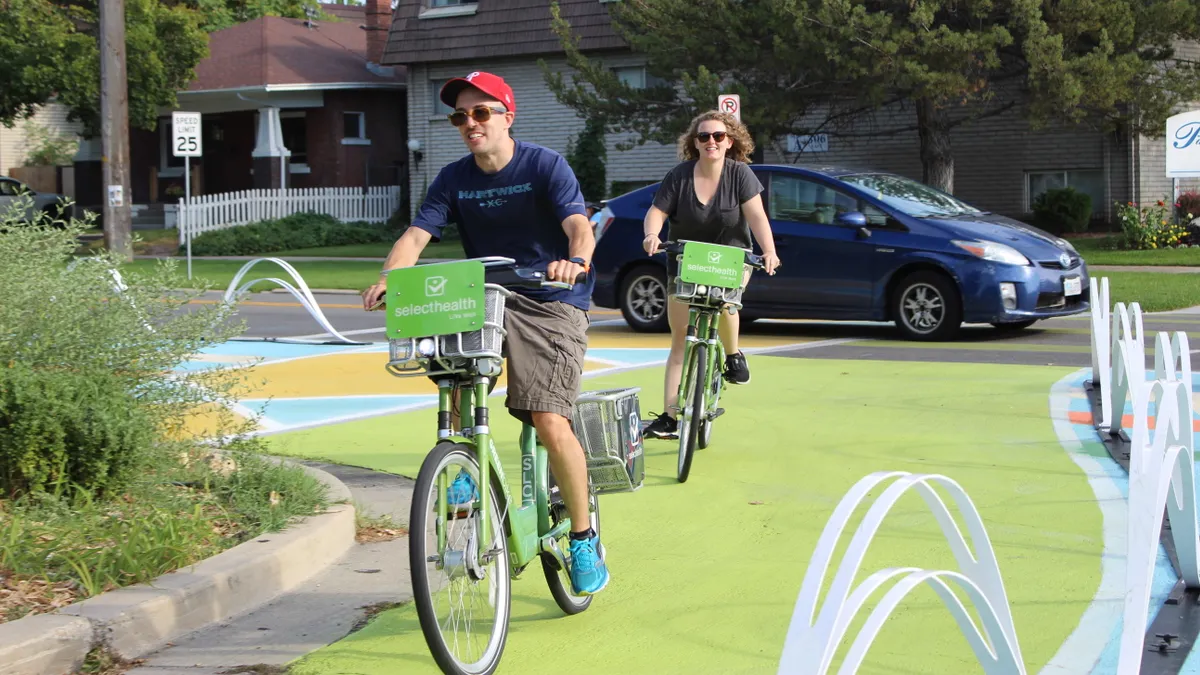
[651,158,764,249]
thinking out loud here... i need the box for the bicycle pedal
[709,408,726,420]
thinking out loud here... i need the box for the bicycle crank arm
[540,536,569,572]
[707,407,726,421]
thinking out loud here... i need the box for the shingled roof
[383,0,628,66]
[187,5,406,92]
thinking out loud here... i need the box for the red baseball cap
[440,71,516,112]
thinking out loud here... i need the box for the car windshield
[837,172,984,218]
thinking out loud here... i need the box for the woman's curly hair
[676,110,755,163]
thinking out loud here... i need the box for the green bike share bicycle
[378,256,646,675]
[659,240,766,483]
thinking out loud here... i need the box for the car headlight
[952,240,1031,266]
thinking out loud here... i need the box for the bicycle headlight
[696,285,708,295]
[417,337,436,356]
[952,240,1030,266]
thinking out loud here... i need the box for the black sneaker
[642,412,679,439]
[724,351,751,384]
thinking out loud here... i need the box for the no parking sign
[718,94,741,122]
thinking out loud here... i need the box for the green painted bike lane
[266,357,1101,675]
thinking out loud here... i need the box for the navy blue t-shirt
[411,140,594,311]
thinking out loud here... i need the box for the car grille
[1037,256,1082,270]
[1036,292,1086,310]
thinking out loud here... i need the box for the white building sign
[1165,110,1200,178]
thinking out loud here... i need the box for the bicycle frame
[676,303,724,417]
[431,375,573,574]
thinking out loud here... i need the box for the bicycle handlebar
[659,240,767,271]
[370,260,586,310]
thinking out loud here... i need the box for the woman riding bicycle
[641,110,780,440]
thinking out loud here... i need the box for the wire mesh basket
[673,278,745,307]
[571,387,644,494]
[386,285,508,374]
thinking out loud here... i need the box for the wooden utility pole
[100,0,132,259]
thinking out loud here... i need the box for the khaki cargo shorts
[500,293,589,425]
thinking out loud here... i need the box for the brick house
[383,0,1197,226]
[74,0,409,218]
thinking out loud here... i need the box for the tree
[0,0,209,135]
[566,115,608,202]
[544,0,1200,193]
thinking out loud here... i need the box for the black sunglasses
[696,131,728,142]
[449,105,509,127]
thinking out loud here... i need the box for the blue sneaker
[568,534,610,595]
[447,469,477,513]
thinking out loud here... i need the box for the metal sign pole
[185,155,192,280]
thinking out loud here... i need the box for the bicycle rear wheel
[698,355,722,450]
[677,342,706,483]
[410,442,511,675]
[541,477,601,615]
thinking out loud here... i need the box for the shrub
[0,364,155,497]
[1115,199,1191,250]
[1032,187,1092,234]
[185,212,399,256]
[1176,190,1200,221]
[0,196,250,499]
[566,116,607,202]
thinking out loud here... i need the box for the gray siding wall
[406,54,678,218]
[0,103,84,174]
[764,97,1129,223]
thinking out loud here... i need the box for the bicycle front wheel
[410,442,511,675]
[677,342,706,483]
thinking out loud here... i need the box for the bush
[566,116,607,202]
[1032,187,1092,234]
[0,365,154,497]
[0,196,250,499]
[185,212,400,256]
[1176,190,1200,221]
[1115,199,1191,250]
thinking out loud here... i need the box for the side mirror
[835,211,868,227]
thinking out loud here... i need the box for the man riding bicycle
[362,71,609,595]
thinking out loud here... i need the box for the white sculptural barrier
[1102,300,1145,434]
[1117,330,1197,673]
[224,257,371,345]
[1091,276,1111,387]
[777,471,1026,675]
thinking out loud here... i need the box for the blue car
[590,165,1090,341]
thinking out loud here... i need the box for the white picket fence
[177,185,402,245]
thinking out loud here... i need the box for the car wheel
[619,264,669,332]
[892,270,962,341]
[992,319,1037,331]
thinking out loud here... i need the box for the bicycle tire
[541,481,601,615]
[677,342,706,483]
[698,352,722,450]
[410,442,511,675]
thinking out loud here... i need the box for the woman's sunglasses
[449,105,509,127]
[696,131,728,142]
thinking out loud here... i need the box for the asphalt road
[200,289,1200,368]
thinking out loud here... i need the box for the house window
[768,175,857,224]
[343,112,365,139]
[1027,169,1105,212]
[158,117,184,176]
[613,66,668,90]
[280,112,308,166]
[431,0,472,6]
[432,79,455,115]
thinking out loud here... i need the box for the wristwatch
[568,256,590,272]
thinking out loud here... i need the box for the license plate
[1063,276,1082,296]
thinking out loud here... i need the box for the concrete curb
[0,460,355,675]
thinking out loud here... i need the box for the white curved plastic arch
[1103,301,1145,434]
[1090,276,1111,386]
[778,471,1025,675]
[1118,376,1197,673]
[223,257,371,345]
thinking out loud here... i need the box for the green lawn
[1070,235,1200,266]
[122,259,387,291]
[1100,270,1200,312]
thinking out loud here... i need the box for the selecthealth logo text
[685,262,736,275]
[392,296,478,317]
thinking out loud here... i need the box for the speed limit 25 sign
[172,111,202,158]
